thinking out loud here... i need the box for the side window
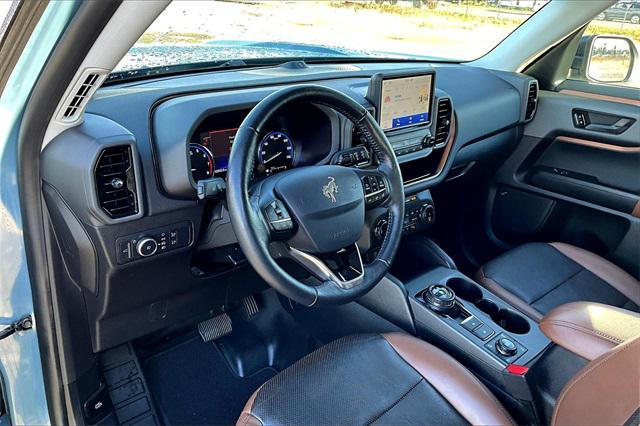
[0,1,19,42]
[568,1,640,89]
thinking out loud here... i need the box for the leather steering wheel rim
[227,85,404,306]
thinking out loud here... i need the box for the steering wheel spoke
[287,243,364,289]
[354,168,391,209]
[262,198,296,238]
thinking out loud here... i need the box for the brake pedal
[198,313,232,342]
[242,295,259,320]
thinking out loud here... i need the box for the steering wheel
[227,85,404,306]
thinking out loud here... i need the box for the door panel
[487,90,640,278]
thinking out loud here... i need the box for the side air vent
[434,98,453,146]
[525,80,538,121]
[59,69,107,123]
[95,145,138,219]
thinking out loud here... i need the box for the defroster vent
[63,73,102,121]
[434,98,453,146]
[95,145,138,219]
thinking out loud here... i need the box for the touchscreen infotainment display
[379,74,433,131]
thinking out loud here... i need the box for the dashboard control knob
[419,204,434,224]
[136,237,158,257]
[423,284,457,315]
[422,136,435,148]
[496,337,518,357]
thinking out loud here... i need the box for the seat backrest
[552,335,640,425]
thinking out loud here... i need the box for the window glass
[0,1,19,42]
[113,0,549,76]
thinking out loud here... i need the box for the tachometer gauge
[189,143,214,182]
[258,131,294,175]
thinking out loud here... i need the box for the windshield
[114,0,551,75]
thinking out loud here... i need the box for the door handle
[572,109,635,135]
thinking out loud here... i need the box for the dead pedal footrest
[99,343,160,425]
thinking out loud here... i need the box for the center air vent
[434,98,453,146]
[525,80,538,121]
[95,145,138,219]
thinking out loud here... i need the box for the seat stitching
[529,267,584,305]
[382,337,516,425]
[477,269,543,321]
[365,378,423,425]
[545,320,624,344]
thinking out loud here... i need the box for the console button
[472,324,495,341]
[116,240,133,264]
[461,316,482,332]
[496,337,518,357]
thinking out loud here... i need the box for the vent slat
[434,98,452,145]
[525,81,538,121]
[95,146,138,219]
[62,72,102,120]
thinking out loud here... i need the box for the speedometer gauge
[258,131,294,175]
[189,143,214,182]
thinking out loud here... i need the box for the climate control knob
[136,237,158,257]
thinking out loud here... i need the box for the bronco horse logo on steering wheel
[322,176,339,203]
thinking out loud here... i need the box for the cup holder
[476,300,530,334]
[446,278,483,304]
[493,309,531,334]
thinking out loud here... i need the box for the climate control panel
[402,193,435,234]
[371,190,434,246]
[116,221,192,264]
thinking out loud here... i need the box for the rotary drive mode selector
[423,284,457,315]
[496,337,518,357]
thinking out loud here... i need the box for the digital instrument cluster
[189,127,295,182]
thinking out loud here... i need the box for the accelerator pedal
[198,313,232,342]
[242,295,259,320]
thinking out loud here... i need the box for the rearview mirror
[587,35,636,83]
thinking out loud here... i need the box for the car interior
[6,0,640,425]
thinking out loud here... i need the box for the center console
[404,267,549,371]
[397,266,551,422]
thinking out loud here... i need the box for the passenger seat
[476,242,639,321]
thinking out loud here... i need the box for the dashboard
[41,61,537,352]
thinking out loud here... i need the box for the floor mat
[143,336,276,425]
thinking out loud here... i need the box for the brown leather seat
[238,333,514,426]
[539,303,640,425]
[238,331,640,425]
[476,242,639,321]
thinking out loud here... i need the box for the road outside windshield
[115,0,552,72]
